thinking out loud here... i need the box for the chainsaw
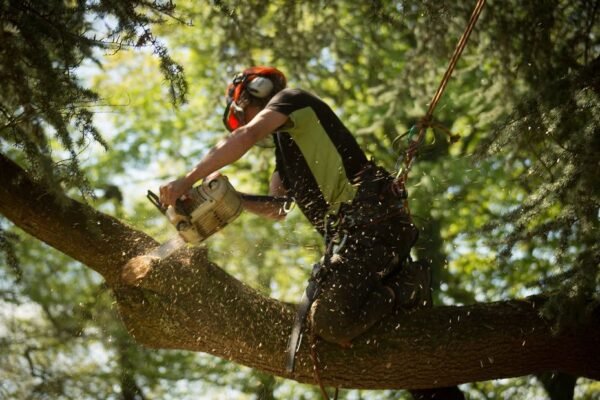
[146,175,292,260]
[146,175,243,259]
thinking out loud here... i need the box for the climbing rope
[393,0,486,195]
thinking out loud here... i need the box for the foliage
[1,0,599,399]
[0,0,186,198]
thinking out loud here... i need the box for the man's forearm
[240,195,288,221]
[160,109,286,207]
[184,127,257,186]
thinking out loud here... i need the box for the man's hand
[159,177,191,207]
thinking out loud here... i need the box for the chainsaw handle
[147,189,190,216]
[147,190,167,214]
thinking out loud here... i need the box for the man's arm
[160,109,288,206]
[240,171,289,221]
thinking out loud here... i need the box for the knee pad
[309,300,355,346]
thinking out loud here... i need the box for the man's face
[223,100,245,132]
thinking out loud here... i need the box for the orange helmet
[223,66,286,131]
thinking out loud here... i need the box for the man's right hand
[159,177,192,207]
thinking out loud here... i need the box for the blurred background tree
[1,0,598,399]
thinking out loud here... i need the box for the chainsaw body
[148,175,243,245]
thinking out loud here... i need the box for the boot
[384,259,432,310]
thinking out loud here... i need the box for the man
[160,66,463,398]
[160,65,419,339]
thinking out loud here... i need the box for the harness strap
[286,167,411,398]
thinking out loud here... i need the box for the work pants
[310,204,418,345]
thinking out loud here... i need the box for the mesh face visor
[222,73,248,132]
[222,100,245,132]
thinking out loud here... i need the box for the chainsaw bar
[146,236,187,260]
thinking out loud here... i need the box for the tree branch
[1,153,598,390]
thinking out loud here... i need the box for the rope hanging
[393,0,486,195]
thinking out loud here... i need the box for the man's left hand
[159,177,191,207]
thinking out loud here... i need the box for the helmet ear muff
[246,76,274,98]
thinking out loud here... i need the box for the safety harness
[286,163,415,400]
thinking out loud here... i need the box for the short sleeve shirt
[265,88,369,232]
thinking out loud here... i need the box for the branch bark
[1,153,598,390]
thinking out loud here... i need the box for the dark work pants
[310,211,417,345]
[310,235,397,344]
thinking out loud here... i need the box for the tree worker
[159,66,464,399]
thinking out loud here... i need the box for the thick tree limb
[1,153,598,390]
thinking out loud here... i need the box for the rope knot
[416,116,433,131]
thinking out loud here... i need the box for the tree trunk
[537,372,577,400]
[1,154,599,390]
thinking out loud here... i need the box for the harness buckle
[332,232,348,255]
